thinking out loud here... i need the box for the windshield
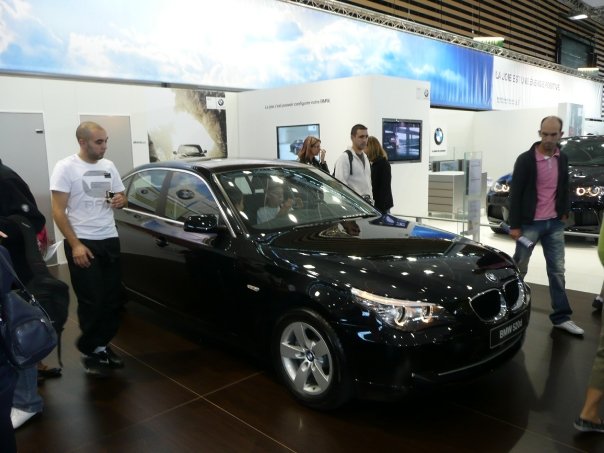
[561,137,604,166]
[215,166,379,231]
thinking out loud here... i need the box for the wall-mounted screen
[276,124,320,160]
[382,119,422,162]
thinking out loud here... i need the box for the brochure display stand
[462,152,483,243]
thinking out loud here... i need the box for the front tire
[272,308,352,410]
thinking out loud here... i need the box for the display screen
[382,119,422,162]
[436,160,461,172]
[276,124,320,160]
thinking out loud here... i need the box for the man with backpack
[0,158,69,429]
[333,124,373,204]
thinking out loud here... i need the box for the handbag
[0,248,58,369]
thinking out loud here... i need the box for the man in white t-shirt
[50,121,127,376]
[333,124,373,203]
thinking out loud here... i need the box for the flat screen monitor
[276,124,320,160]
[436,160,461,172]
[382,118,422,163]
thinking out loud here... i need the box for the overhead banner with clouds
[0,0,597,113]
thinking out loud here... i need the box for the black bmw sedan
[486,135,604,234]
[115,158,531,409]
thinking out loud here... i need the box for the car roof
[124,158,305,177]
[561,135,604,144]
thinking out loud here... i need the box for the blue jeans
[12,366,43,413]
[513,219,572,325]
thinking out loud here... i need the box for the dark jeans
[512,219,572,325]
[64,237,122,355]
[0,362,17,453]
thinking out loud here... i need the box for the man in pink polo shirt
[508,115,583,336]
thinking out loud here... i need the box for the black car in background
[115,159,531,409]
[486,135,604,234]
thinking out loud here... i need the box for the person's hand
[509,228,522,240]
[293,196,304,209]
[71,242,95,268]
[110,193,126,209]
[320,149,326,163]
[0,230,6,239]
[279,198,294,216]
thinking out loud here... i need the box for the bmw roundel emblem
[485,272,498,283]
[434,128,444,145]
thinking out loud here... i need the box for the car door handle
[155,237,168,247]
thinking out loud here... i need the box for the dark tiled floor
[14,265,604,452]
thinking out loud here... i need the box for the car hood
[569,164,604,184]
[260,216,519,303]
[498,165,603,186]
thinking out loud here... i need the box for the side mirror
[183,215,221,233]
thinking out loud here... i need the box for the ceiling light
[472,37,505,45]
[568,13,588,20]
[577,67,599,72]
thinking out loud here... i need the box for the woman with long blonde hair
[365,136,393,214]
[297,136,329,173]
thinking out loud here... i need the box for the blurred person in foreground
[0,240,17,452]
[0,157,48,429]
[574,222,604,432]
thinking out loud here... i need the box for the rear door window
[125,169,168,214]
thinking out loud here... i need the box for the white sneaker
[554,320,584,336]
[10,407,37,429]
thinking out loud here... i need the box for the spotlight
[568,12,588,20]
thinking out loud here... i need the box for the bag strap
[345,150,354,175]
[0,248,30,294]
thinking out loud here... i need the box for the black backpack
[332,150,354,177]
[9,215,70,368]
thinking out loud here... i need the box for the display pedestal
[428,171,465,217]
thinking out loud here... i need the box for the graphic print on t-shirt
[81,170,112,199]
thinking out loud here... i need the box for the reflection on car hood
[569,165,604,183]
[262,217,518,301]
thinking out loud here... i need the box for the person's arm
[0,179,46,233]
[319,149,330,174]
[51,190,94,268]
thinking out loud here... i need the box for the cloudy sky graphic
[0,0,492,108]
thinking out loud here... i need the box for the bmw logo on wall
[434,127,444,145]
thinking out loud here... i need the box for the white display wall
[236,75,431,217]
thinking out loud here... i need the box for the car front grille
[487,205,504,220]
[573,208,601,227]
[469,279,526,323]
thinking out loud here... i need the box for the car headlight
[575,186,604,197]
[351,288,456,332]
[490,181,510,193]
